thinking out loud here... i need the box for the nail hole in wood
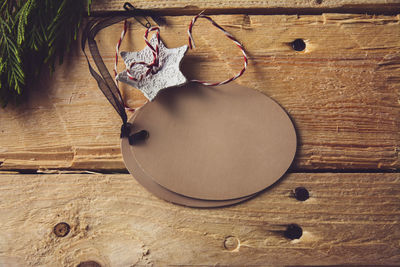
[291,39,306,51]
[294,187,309,201]
[77,261,102,267]
[53,222,70,237]
[224,236,239,251]
[315,0,323,4]
[284,224,303,240]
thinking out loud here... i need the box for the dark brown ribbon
[81,7,162,144]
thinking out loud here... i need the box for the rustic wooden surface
[0,2,399,266]
[0,14,399,171]
[0,173,399,266]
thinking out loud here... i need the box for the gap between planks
[1,169,399,175]
[90,0,400,15]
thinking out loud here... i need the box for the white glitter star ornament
[116,31,188,101]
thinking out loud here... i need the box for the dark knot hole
[284,224,303,240]
[294,187,309,201]
[291,39,306,51]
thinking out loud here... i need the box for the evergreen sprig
[0,0,91,107]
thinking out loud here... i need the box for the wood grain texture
[0,14,399,171]
[90,0,400,14]
[0,173,398,266]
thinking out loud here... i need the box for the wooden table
[0,1,399,266]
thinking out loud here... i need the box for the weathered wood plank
[91,0,400,14]
[0,173,398,266]
[0,14,399,171]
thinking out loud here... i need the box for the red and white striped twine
[114,20,128,80]
[114,20,135,112]
[114,13,248,109]
[187,13,248,86]
[126,26,162,81]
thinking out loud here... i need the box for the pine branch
[0,0,91,107]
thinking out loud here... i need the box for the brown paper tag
[124,83,296,200]
[122,136,255,207]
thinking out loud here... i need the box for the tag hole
[130,130,149,145]
[284,224,303,240]
[291,39,306,51]
[294,187,309,201]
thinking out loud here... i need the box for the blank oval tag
[124,83,297,200]
[122,135,256,207]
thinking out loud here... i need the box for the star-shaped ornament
[116,34,188,101]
